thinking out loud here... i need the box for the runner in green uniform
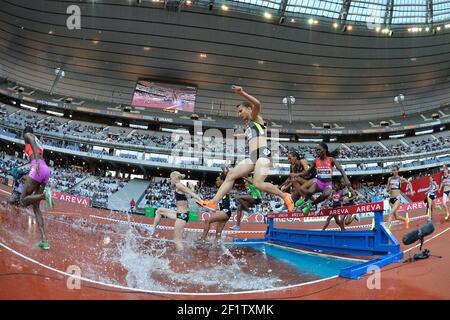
[230,176,262,230]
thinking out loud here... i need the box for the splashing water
[1,205,312,293]
[115,220,285,293]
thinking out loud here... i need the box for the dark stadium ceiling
[1,0,450,122]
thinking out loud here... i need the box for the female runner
[20,126,53,250]
[386,165,414,229]
[439,165,450,221]
[198,85,294,212]
[145,171,203,251]
[296,143,354,214]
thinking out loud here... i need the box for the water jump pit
[0,202,362,295]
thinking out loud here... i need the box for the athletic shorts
[316,179,332,192]
[176,212,189,223]
[444,190,450,196]
[219,204,231,217]
[389,197,399,205]
[425,194,436,202]
[29,159,50,184]
[250,147,271,164]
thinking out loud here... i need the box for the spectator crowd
[1,107,449,161]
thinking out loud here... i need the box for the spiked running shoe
[197,199,218,211]
[302,201,314,214]
[36,241,50,250]
[283,194,294,212]
[295,198,305,208]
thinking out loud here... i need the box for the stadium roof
[198,0,450,26]
[1,0,450,122]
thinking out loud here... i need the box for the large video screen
[131,80,197,112]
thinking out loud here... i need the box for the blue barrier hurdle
[234,201,404,279]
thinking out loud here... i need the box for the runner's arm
[176,182,202,201]
[332,158,351,187]
[232,85,261,120]
[401,177,415,195]
[297,161,316,178]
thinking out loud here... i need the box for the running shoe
[142,225,155,235]
[229,225,240,230]
[36,241,50,250]
[302,201,314,214]
[354,214,360,222]
[283,194,294,212]
[295,198,305,208]
[45,189,54,209]
[197,199,218,211]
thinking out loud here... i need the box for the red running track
[0,185,449,300]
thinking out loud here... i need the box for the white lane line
[0,241,338,296]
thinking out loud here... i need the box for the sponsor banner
[199,211,330,223]
[397,198,442,213]
[402,171,443,202]
[36,99,59,107]
[189,210,199,222]
[145,207,155,217]
[142,115,174,122]
[198,198,441,223]
[52,192,90,207]
[266,201,385,218]
[199,211,266,223]
[274,216,325,223]
[22,96,37,103]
